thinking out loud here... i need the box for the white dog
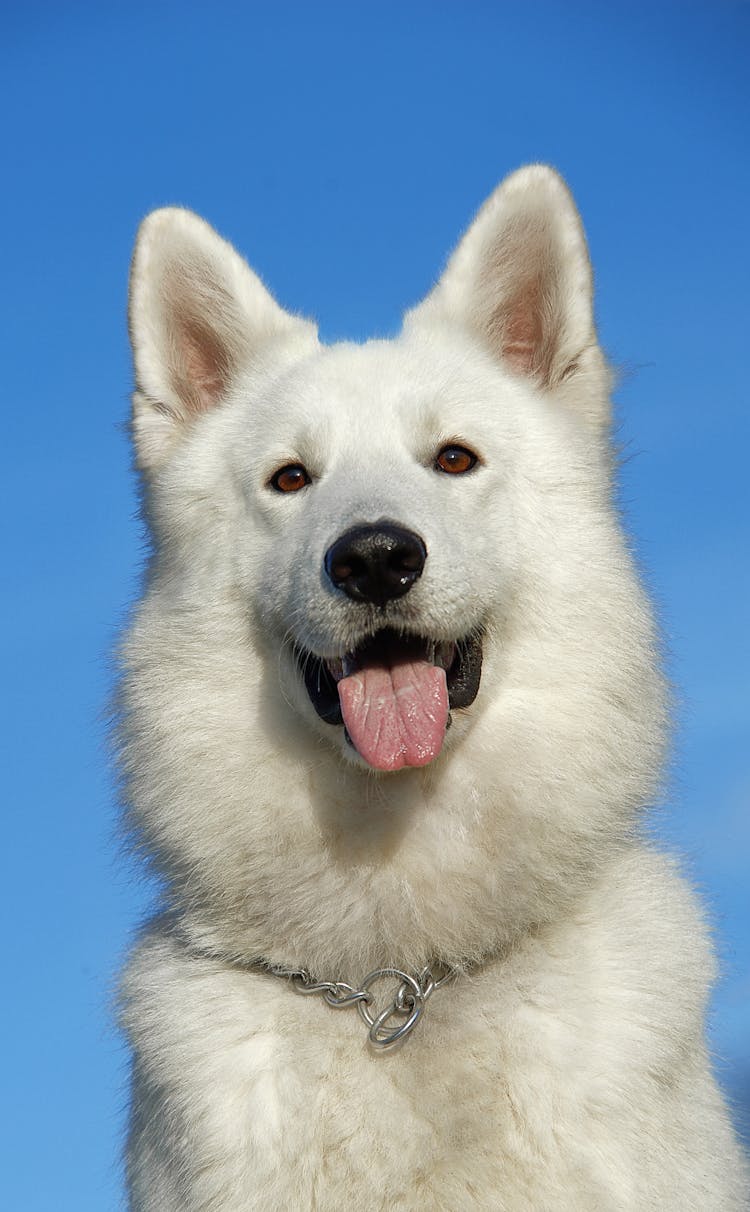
[120,166,748,1209]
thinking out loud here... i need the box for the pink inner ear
[178,315,231,415]
[501,278,545,376]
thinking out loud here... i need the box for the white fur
[120,166,748,1209]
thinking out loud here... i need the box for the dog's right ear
[128,208,316,471]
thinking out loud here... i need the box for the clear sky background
[2,2,748,1207]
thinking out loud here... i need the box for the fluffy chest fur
[124,851,738,1211]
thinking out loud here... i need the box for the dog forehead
[249,334,503,450]
[285,340,432,419]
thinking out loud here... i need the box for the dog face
[122,168,667,972]
[229,336,523,771]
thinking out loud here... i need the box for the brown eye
[435,444,478,475]
[270,464,311,493]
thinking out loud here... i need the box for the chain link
[282,963,455,1049]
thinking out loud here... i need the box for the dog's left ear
[406,166,610,428]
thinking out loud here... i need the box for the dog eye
[269,464,311,493]
[434,445,478,475]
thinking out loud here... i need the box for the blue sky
[2,2,748,1206]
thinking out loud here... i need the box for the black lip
[445,633,484,709]
[295,627,483,727]
[300,657,343,725]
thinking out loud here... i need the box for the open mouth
[296,628,483,772]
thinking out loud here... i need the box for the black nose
[324,522,427,606]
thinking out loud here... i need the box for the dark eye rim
[268,463,312,493]
[434,443,480,475]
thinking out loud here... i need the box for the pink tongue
[338,658,449,771]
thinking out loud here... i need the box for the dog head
[121,168,666,972]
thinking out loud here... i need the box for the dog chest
[124,929,647,1211]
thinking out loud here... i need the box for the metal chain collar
[272,963,455,1049]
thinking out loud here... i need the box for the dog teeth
[326,637,456,677]
[435,641,456,671]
